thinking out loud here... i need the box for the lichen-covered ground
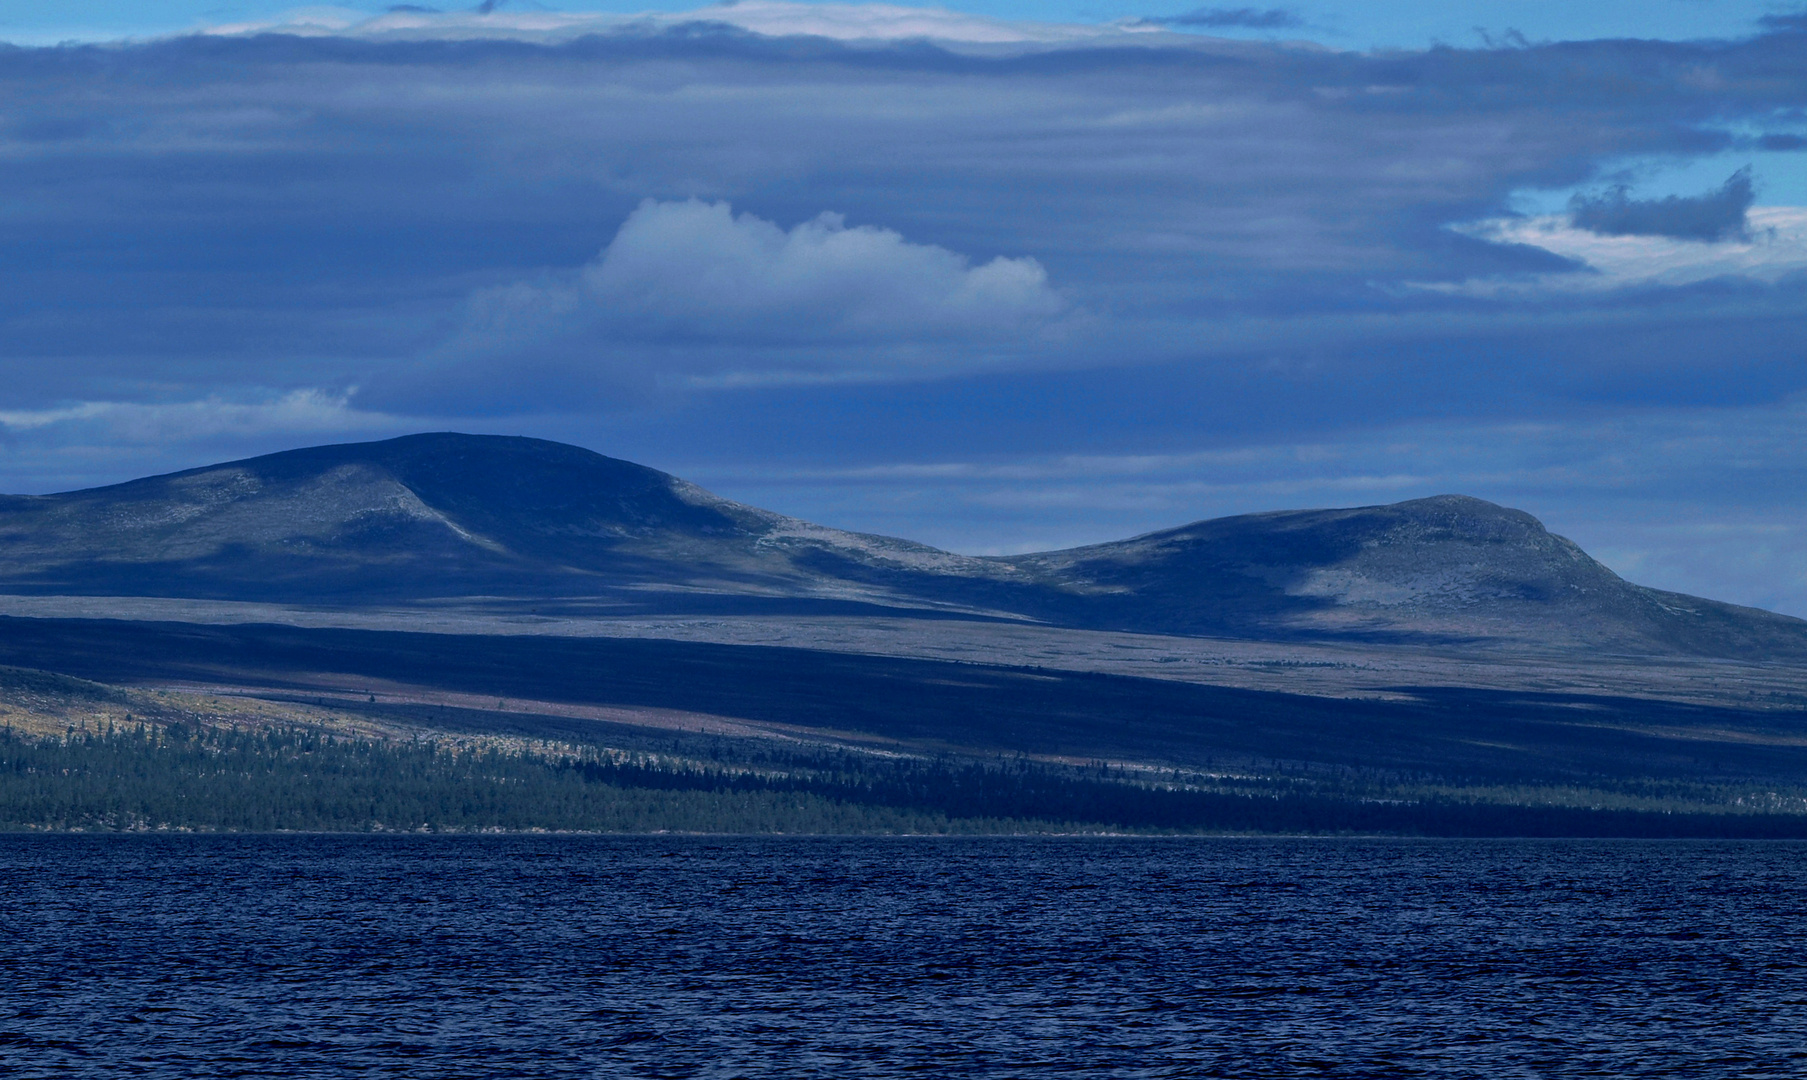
[3,594,1803,710]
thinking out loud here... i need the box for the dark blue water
[3,836,1805,1078]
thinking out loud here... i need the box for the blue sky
[3,2,1807,614]
[1,2,1798,48]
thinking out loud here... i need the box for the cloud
[414,199,1069,394]
[209,2,1141,46]
[0,389,424,496]
[1758,13,1807,33]
[1439,206,1807,294]
[586,200,1061,342]
[0,390,398,445]
[4,12,1807,475]
[1130,8,1303,31]
[1568,167,1756,242]
[0,7,1803,620]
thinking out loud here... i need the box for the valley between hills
[3,432,1806,835]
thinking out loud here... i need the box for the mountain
[0,432,1801,659]
[0,433,980,607]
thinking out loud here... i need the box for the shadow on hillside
[1,615,1802,784]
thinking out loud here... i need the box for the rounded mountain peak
[180,432,750,542]
[1379,493,1547,528]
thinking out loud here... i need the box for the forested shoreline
[8,724,1807,838]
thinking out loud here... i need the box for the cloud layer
[1131,8,1303,30]
[208,2,1143,46]
[1568,168,1756,242]
[1,9,1807,611]
[1440,206,1807,294]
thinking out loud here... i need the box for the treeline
[7,724,1807,837]
[572,755,1807,838]
[0,724,1007,834]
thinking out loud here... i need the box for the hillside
[0,432,1801,659]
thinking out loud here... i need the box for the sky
[2,2,1800,50]
[2,3,1807,615]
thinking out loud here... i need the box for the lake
[3,835,1803,1077]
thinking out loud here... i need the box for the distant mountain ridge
[0,432,1801,660]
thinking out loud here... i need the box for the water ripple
[2,836,1805,1077]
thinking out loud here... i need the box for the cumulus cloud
[1568,168,1756,242]
[425,199,1069,391]
[585,199,1061,341]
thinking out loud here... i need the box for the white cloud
[588,199,1062,340]
[440,199,1070,385]
[0,389,398,445]
[1437,206,1807,295]
[205,3,1146,47]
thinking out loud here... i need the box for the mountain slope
[0,434,957,605]
[0,432,1801,659]
[995,496,1797,655]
